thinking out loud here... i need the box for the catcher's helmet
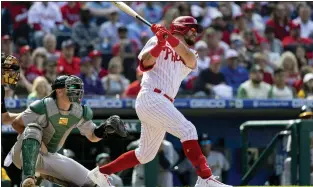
[1,53,20,88]
[170,16,203,35]
[49,75,84,103]
[299,105,313,119]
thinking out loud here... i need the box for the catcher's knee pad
[179,121,198,142]
[23,123,43,142]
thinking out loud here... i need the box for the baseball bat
[112,2,152,27]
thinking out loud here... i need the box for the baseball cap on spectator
[225,49,238,59]
[1,35,11,41]
[88,50,101,58]
[210,55,221,64]
[19,45,31,55]
[61,39,75,49]
[303,73,313,83]
[206,27,216,36]
[243,3,254,11]
[118,26,128,33]
[195,40,208,50]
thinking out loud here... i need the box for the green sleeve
[29,100,45,115]
[237,86,248,99]
[82,105,93,121]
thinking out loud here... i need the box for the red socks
[99,150,140,175]
[182,140,212,179]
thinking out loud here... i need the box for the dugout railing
[240,119,313,185]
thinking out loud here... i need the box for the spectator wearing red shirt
[282,22,313,58]
[25,47,47,83]
[57,40,80,76]
[205,27,227,58]
[123,67,143,98]
[61,2,81,27]
[43,33,61,58]
[279,51,300,87]
[89,50,108,79]
[265,3,289,41]
[293,65,313,92]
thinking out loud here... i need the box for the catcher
[5,75,127,187]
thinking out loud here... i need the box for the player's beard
[184,35,196,46]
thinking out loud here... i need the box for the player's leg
[99,122,166,174]
[136,92,231,186]
[20,123,43,187]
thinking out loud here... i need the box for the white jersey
[138,36,198,98]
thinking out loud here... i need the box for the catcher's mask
[170,16,203,35]
[1,53,20,89]
[50,75,84,103]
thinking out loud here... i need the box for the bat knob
[163,34,168,39]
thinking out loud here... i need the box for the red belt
[153,88,174,103]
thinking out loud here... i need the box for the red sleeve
[61,5,66,18]
[282,37,294,47]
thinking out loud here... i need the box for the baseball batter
[5,75,127,187]
[88,16,232,187]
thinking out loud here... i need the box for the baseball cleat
[87,166,114,187]
[195,175,233,187]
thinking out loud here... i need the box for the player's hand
[156,29,169,46]
[94,115,128,138]
[157,27,179,48]
[151,24,166,34]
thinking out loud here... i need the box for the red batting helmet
[170,16,203,35]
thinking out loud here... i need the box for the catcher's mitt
[94,115,128,138]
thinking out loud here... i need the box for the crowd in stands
[2,1,313,100]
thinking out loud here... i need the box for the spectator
[298,73,313,99]
[95,153,123,187]
[295,45,309,69]
[194,40,210,74]
[264,26,283,54]
[26,47,47,83]
[101,57,130,96]
[112,26,139,82]
[19,45,32,72]
[79,57,105,95]
[136,2,163,24]
[293,65,313,92]
[57,39,80,76]
[269,68,294,99]
[194,55,226,96]
[126,16,153,48]
[72,8,99,57]
[266,3,290,40]
[242,3,265,34]
[44,55,58,84]
[5,2,31,44]
[282,22,313,50]
[237,64,271,99]
[99,9,123,55]
[28,76,51,99]
[293,5,313,38]
[278,51,300,87]
[88,50,108,79]
[27,2,63,47]
[190,2,221,28]
[61,2,81,28]
[85,2,118,25]
[123,67,143,98]
[128,138,179,187]
[1,35,13,55]
[221,49,249,95]
[205,27,228,58]
[176,134,230,184]
[253,52,273,84]
[43,33,61,58]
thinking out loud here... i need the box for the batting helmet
[170,16,203,35]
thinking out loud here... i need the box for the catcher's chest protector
[40,98,83,153]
